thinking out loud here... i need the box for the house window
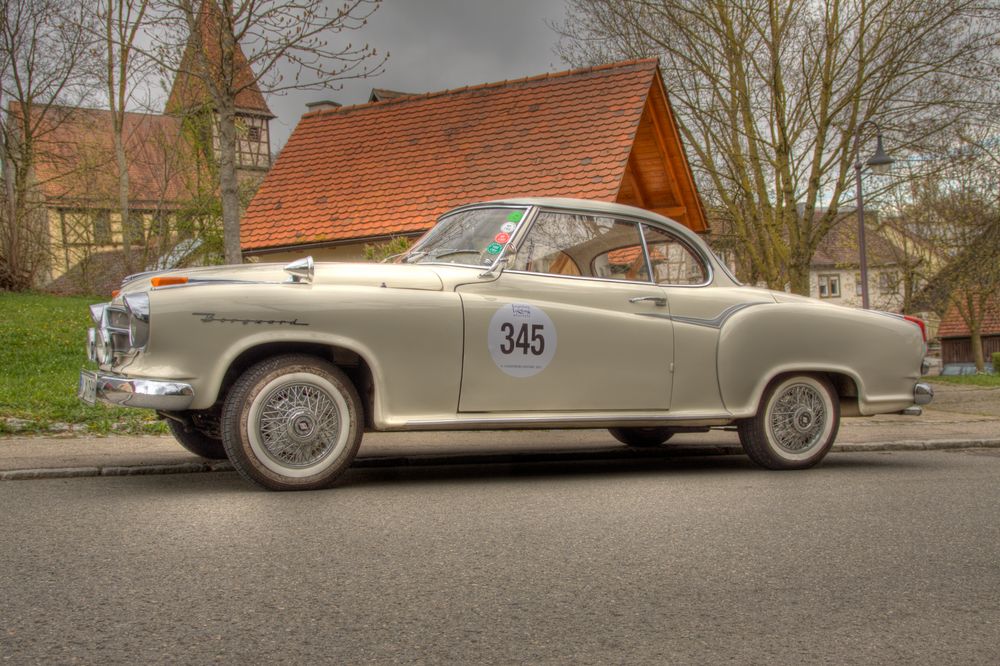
[878,271,897,293]
[855,272,863,296]
[247,125,261,142]
[818,274,840,298]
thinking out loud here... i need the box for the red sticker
[494,232,510,244]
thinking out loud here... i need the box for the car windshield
[402,206,529,266]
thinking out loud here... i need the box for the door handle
[629,296,667,307]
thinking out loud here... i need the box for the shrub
[993,352,1000,374]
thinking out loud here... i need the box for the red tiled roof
[15,104,196,207]
[165,0,272,116]
[938,296,1000,338]
[241,59,663,251]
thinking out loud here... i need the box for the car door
[456,210,674,413]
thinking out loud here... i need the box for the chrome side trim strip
[637,301,770,329]
[397,413,735,431]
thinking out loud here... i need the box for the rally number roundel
[488,304,557,377]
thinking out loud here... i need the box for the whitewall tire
[738,374,839,470]
[222,355,363,491]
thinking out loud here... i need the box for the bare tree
[96,0,154,274]
[555,0,1000,293]
[906,140,1000,371]
[157,0,386,264]
[0,0,95,290]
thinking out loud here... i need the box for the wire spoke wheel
[768,383,827,453]
[738,374,840,470]
[223,355,363,491]
[256,382,343,468]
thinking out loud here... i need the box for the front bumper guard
[79,370,194,411]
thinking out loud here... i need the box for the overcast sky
[266,0,571,150]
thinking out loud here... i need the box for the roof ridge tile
[304,58,659,118]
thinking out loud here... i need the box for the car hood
[120,261,445,293]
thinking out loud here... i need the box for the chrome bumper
[78,370,194,410]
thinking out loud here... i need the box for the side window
[641,224,708,285]
[512,212,649,282]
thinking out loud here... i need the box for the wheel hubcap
[770,383,826,453]
[257,383,342,468]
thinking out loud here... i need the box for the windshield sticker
[494,232,510,244]
[486,242,504,254]
[506,210,524,222]
[500,222,517,234]
[488,304,557,377]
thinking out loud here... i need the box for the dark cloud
[267,0,569,149]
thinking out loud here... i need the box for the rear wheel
[609,427,675,447]
[738,373,839,470]
[167,419,227,460]
[222,355,363,491]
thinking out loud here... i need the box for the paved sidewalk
[2,383,998,480]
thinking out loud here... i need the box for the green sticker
[486,242,504,254]
[506,210,524,222]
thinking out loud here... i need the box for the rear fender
[718,303,922,416]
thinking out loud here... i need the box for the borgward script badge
[192,312,309,326]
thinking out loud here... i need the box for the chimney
[305,100,341,113]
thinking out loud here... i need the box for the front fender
[117,282,465,422]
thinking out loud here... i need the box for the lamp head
[866,133,894,175]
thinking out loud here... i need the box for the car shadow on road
[94,446,935,494]
[331,447,929,490]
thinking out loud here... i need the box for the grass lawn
[0,291,167,435]
[927,374,1000,388]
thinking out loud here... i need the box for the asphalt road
[2,449,998,664]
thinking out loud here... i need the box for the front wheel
[609,427,675,447]
[738,373,839,470]
[222,355,363,491]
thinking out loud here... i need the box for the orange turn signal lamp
[150,276,189,288]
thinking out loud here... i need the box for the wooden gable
[616,74,707,232]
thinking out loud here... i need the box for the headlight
[123,293,149,322]
[123,292,150,349]
[89,303,107,326]
[95,328,113,365]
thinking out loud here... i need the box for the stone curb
[2,438,998,482]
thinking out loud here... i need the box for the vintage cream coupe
[79,198,933,490]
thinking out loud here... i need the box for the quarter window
[641,224,707,285]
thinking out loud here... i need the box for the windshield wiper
[402,251,428,263]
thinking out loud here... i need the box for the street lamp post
[852,120,894,309]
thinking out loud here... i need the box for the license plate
[78,370,97,405]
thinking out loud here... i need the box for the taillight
[903,315,927,342]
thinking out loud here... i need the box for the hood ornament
[284,256,314,284]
